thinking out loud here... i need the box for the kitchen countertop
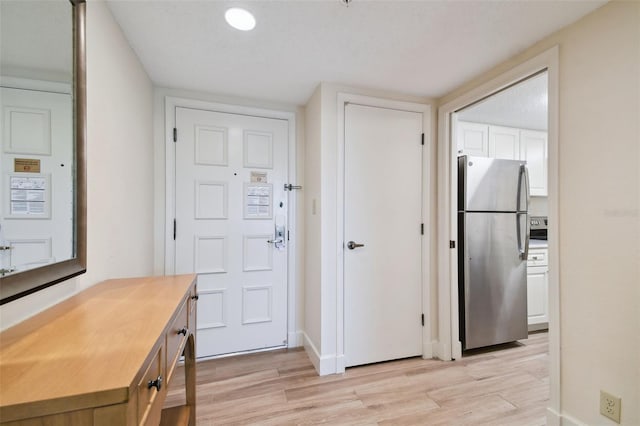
[529,239,548,249]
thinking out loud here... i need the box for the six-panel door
[175,107,288,358]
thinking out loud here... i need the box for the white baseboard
[432,341,451,361]
[288,331,304,348]
[336,354,345,373]
[302,332,321,373]
[560,414,587,426]
[452,340,462,359]
[302,332,339,376]
[547,407,562,426]
[547,408,588,426]
[528,322,549,332]
[431,341,445,360]
[422,341,435,359]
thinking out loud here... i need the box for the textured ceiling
[459,72,548,131]
[107,0,606,106]
[0,1,72,82]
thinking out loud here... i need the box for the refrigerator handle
[517,212,530,261]
[517,164,531,212]
[523,164,531,212]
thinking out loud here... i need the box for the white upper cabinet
[456,122,488,156]
[488,125,520,160]
[520,130,548,196]
[458,121,548,197]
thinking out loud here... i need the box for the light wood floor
[165,331,549,425]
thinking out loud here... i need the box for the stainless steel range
[530,216,548,241]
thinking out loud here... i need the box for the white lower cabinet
[527,248,548,329]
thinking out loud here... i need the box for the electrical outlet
[600,390,621,423]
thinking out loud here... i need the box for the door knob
[347,241,365,250]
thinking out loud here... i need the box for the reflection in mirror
[0,0,86,303]
[1,0,73,276]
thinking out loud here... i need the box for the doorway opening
[455,70,549,353]
[436,46,559,421]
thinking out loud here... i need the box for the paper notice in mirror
[8,176,48,217]
[250,171,268,183]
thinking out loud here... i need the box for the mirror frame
[0,0,86,305]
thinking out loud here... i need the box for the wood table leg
[184,333,196,426]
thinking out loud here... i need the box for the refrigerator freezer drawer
[458,156,528,213]
[459,211,528,350]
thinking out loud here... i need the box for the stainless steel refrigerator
[458,155,530,350]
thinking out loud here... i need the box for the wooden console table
[0,274,197,425]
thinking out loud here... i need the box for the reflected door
[0,87,72,274]
[174,107,288,358]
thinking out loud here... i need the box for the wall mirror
[0,0,86,304]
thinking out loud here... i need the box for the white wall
[1,1,154,330]
[438,1,639,424]
[304,82,434,374]
[303,86,322,365]
[556,3,639,423]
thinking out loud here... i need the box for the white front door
[344,103,423,367]
[174,107,288,358]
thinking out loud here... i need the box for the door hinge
[287,230,290,241]
[173,127,177,142]
[421,223,424,235]
[450,240,455,249]
[173,219,176,240]
[421,133,424,145]
[421,314,425,326]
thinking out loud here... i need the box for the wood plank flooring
[165,331,548,425]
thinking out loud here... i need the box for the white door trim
[0,76,71,94]
[336,93,432,374]
[436,46,560,424]
[164,96,299,348]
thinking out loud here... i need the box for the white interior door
[0,87,73,274]
[174,107,288,358]
[344,103,423,367]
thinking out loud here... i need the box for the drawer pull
[177,327,188,336]
[191,294,199,301]
[148,375,163,391]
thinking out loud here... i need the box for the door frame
[436,46,560,423]
[336,93,432,373]
[164,96,299,348]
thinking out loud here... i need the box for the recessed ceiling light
[225,8,256,31]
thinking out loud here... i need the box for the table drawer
[137,345,164,425]
[166,298,189,378]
